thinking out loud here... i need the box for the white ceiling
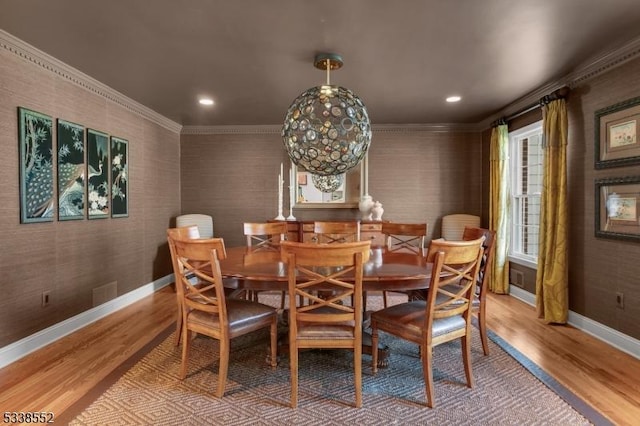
[2,0,640,127]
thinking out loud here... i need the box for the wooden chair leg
[179,327,190,379]
[382,291,389,308]
[461,334,474,388]
[478,307,489,356]
[422,344,435,408]
[371,324,379,374]
[269,319,278,368]
[216,338,229,398]
[354,340,362,408]
[174,303,182,346]
[290,343,298,408]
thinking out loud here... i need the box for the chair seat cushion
[188,299,276,334]
[372,301,466,339]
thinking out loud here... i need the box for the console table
[271,220,386,246]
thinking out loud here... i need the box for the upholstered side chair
[281,240,371,408]
[371,237,484,407]
[170,236,278,398]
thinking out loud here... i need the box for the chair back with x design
[382,222,428,254]
[243,222,288,250]
[313,221,360,244]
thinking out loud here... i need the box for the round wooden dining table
[218,245,433,292]
[218,245,433,367]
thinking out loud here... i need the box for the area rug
[65,294,610,425]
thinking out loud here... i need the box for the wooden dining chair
[440,226,496,356]
[170,236,278,398]
[380,222,428,308]
[313,221,360,244]
[167,225,201,346]
[280,240,371,408]
[371,237,484,407]
[312,221,362,307]
[244,221,288,250]
[243,221,288,306]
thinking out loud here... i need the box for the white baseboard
[0,275,174,369]
[2,280,637,369]
[509,286,640,360]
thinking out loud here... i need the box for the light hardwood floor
[1,287,638,425]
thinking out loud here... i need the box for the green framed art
[595,96,640,169]
[18,107,54,223]
[57,119,86,220]
[595,176,640,242]
[110,136,128,218]
[87,128,110,219]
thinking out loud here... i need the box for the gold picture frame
[595,96,640,169]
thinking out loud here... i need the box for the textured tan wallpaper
[565,57,640,339]
[0,49,181,346]
[3,41,639,350]
[180,130,483,248]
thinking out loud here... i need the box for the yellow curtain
[489,124,510,294]
[535,98,569,324]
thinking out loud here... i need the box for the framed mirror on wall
[293,156,368,209]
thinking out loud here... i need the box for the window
[509,121,543,268]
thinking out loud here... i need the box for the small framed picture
[595,176,640,242]
[595,96,640,169]
[297,172,307,186]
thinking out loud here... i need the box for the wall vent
[93,281,118,307]
[510,270,525,288]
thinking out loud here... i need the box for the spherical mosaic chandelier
[311,173,344,193]
[282,53,372,176]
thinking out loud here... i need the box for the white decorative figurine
[371,201,384,221]
[358,194,374,221]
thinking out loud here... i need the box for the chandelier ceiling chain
[282,53,372,177]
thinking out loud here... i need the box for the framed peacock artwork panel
[87,128,110,219]
[57,119,86,220]
[18,107,54,223]
[110,136,128,218]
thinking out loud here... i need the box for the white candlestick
[287,166,296,220]
[364,156,369,196]
[360,160,364,198]
[275,169,285,220]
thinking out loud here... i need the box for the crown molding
[566,35,640,88]
[480,35,640,129]
[181,125,282,135]
[372,123,484,133]
[181,122,483,135]
[0,29,182,134]
[4,27,640,135]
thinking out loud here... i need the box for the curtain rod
[491,86,570,127]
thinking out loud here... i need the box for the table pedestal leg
[362,330,389,368]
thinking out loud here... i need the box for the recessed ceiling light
[446,96,461,103]
[199,98,214,106]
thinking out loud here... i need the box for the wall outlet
[42,291,51,307]
[616,292,624,309]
